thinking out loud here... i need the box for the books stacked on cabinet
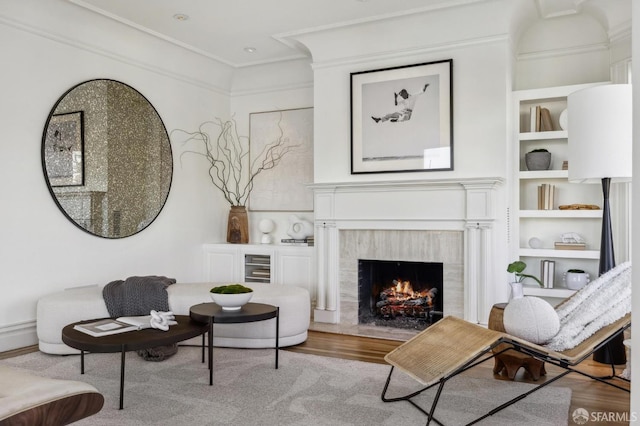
[537,184,555,210]
[281,238,314,246]
[540,260,555,288]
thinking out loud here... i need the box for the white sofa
[37,282,310,355]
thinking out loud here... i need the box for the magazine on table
[73,315,152,337]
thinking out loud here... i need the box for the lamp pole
[593,177,626,365]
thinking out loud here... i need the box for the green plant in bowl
[210,284,253,294]
[209,284,254,310]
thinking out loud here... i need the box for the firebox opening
[358,259,444,330]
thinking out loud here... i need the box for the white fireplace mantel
[309,177,504,326]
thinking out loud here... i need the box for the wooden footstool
[488,303,546,381]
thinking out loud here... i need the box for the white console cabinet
[203,244,315,296]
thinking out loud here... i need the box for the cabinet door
[203,248,238,282]
[276,248,314,292]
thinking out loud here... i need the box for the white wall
[0,0,232,350]
[230,59,315,244]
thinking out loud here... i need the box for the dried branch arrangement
[172,116,297,206]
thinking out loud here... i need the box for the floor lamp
[567,84,632,365]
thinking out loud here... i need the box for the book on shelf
[540,259,555,288]
[537,183,555,210]
[251,269,271,277]
[554,242,586,250]
[539,107,554,131]
[530,106,541,132]
[281,238,314,246]
[73,318,140,337]
[529,106,554,132]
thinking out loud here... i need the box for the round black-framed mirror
[41,79,173,238]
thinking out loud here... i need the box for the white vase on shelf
[509,282,524,300]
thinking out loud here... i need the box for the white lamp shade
[567,84,632,183]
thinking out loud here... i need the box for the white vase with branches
[172,116,297,243]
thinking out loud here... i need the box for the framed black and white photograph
[351,59,453,174]
[249,107,314,211]
[43,111,85,186]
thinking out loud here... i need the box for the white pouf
[503,296,560,344]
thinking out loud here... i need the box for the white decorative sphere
[259,219,275,233]
[528,237,543,249]
[503,296,560,344]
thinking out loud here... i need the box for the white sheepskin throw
[503,296,560,344]
[545,261,632,352]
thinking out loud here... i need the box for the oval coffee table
[62,315,208,409]
[189,302,279,386]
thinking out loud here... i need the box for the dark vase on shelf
[525,151,551,171]
[227,206,249,244]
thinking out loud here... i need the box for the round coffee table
[189,302,279,385]
[62,315,208,409]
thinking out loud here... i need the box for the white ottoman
[37,283,310,355]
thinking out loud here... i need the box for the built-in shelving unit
[512,82,608,298]
[244,254,271,283]
[202,244,315,296]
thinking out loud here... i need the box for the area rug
[1,347,571,425]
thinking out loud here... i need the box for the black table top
[61,315,208,353]
[190,302,278,324]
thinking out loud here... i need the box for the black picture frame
[351,59,453,174]
[43,111,85,186]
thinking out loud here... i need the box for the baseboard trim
[0,320,37,353]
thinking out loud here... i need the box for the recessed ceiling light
[244,47,257,53]
[173,14,189,21]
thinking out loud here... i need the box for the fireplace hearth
[358,259,443,330]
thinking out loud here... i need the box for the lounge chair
[381,265,631,425]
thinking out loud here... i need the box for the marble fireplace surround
[310,178,503,338]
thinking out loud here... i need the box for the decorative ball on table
[209,284,253,311]
[259,219,276,244]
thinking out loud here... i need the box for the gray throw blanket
[103,275,178,361]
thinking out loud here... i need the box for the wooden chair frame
[381,315,630,426]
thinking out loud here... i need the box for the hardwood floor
[286,330,632,425]
[2,332,631,424]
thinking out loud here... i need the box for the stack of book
[530,106,554,132]
[537,183,555,210]
[554,242,586,250]
[540,260,555,288]
[281,238,314,246]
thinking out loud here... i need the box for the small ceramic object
[564,271,589,290]
[286,215,314,239]
[559,109,568,130]
[259,219,275,244]
[528,237,543,249]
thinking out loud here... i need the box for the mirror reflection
[42,79,172,238]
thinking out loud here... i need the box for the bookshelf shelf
[519,210,602,218]
[522,286,576,298]
[512,83,610,299]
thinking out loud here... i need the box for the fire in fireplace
[358,259,443,330]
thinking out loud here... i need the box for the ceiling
[67,0,629,68]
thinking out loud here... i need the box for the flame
[389,279,434,306]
